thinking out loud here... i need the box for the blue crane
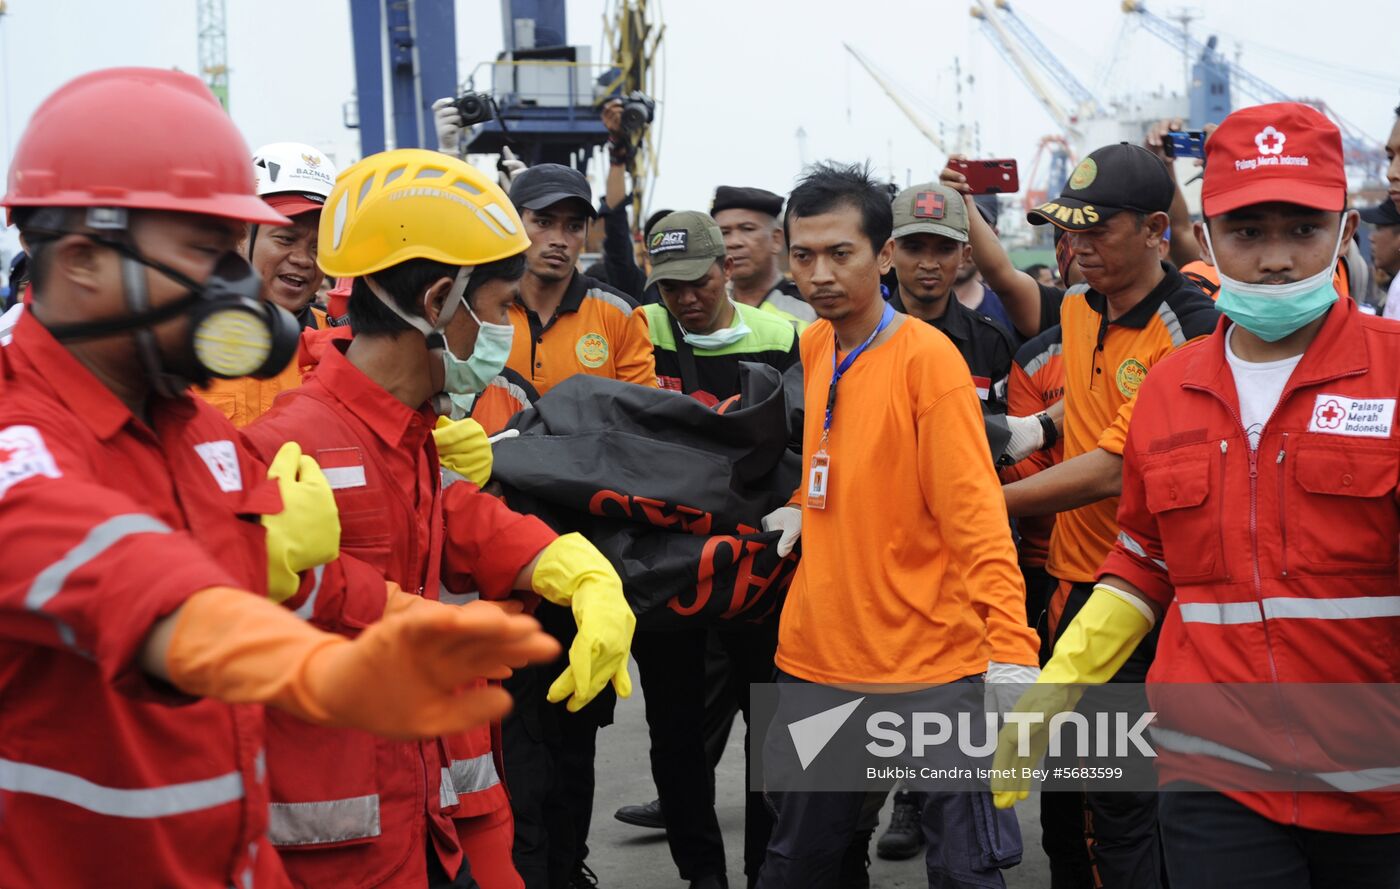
[1122,0,1386,186]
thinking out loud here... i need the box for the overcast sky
[1,0,1395,260]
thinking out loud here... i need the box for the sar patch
[1115,357,1148,398]
[0,425,61,499]
[648,229,688,256]
[194,440,243,493]
[576,332,610,368]
[1308,395,1395,438]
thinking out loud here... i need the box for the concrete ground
[585,671,1052,889]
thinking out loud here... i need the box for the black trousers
[1030,564,1093,889]
[631,620,778,882]
[1158,784,1400,889]
[502,603,615,889]
[1053,581,1165,889]
[756,673,1020,889]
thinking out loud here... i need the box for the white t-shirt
[1225,324,1304,450]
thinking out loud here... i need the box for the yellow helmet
[318,148,528,278]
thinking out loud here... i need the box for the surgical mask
[678,300,751,350]
[442,303,514,395]
[1206,222,1344,343]
[364,267,469,411]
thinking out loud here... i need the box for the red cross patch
[913,191,945,219]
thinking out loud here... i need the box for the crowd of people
[0,63,1397,889]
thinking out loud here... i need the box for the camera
[454,92,496,126]
[619,91,655,134]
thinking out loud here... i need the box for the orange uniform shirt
[776,316,1039,685]
[506,271,656,394]
[1047,265,1217,584]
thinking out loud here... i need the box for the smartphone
[1163,130,1206,160]
[950,158,1019,195]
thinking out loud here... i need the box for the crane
[970,0,1074,136]
[195,0,229,110]
[988,1,1104,122]
[1122,0,1386,186]
[968,1,1079,212]
[842,43,949,155]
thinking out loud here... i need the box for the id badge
[807,449,830,510]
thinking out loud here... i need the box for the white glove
[432,97,463,155]
[497,146,527,191]
[761,505,802,558]
[1003,413,1047,465]
[488,428,520,444]
[984,661,1042,716]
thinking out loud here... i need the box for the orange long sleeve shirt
[776,315,1039,686]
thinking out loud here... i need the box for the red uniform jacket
[1000,324,1065,569]
[0,312,295,887]
[243,336,555,887]
[1101,298,1400,833]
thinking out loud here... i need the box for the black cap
[509,163,597,218]
[1027,142,1174,231]
[711,185,784,219]
[1360,200,1400,226]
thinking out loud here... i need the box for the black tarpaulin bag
[493,363,802,629]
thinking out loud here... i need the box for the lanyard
[823,302,895,438]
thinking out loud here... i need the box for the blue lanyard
[823,302,895,436]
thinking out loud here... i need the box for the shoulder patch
[194,440,243,493]
[0,425,61,499]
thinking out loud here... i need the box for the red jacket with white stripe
[0,312,294,887]
[1100,297,1400,833]
[243,337,555,887]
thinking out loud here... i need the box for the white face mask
[677,299,751,350]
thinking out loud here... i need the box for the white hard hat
[251,142,337,212]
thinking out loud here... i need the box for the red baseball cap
[1202,102,1346,217]
[263,192,324,219]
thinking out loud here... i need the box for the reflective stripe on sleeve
[1116,531,1168,572]
[0,757,243,818]
[292,564,326,621]
[267,794,381,846]
[26,514,172,612]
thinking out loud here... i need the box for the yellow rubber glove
[531,533,636,712]
[164,587,562,740]
[433,417,493,488]
[262,442,341,603]
[990,584,1155,808]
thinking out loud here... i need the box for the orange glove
[165,587,560,740]
[384,583,524,617]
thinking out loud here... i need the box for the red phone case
[951,159,1019,195]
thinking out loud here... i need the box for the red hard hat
[3,67,288,227]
